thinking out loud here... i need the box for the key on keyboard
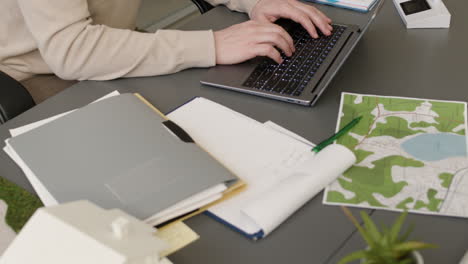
[243,24,347,97]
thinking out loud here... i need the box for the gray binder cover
[8,94,236,220]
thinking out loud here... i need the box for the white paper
[242,144,356,235]
[263,121,314,147]
[145,183,226,225]
[9,91,120,137]
[314,0,377,11]
[167,98,356,237]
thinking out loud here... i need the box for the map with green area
[324,93,468,218]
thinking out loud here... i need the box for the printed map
[324,93,468,217]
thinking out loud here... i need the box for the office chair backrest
[190,0,214,13]
[0,71,35,124]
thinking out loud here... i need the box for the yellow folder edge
[134,94,246,255]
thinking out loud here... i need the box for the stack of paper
[3,92,240,227]
[168,97,356,239]
[307,0,379,12]
[5,93,357,240]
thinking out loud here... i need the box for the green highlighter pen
[312,116,363,153]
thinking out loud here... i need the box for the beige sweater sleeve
[16,0,259,81]
[207,0,260,15]
[17,0,217,80]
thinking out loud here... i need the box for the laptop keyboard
[242,24,347,97]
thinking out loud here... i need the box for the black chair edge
[0,71,35,125]
[190,0,214,14]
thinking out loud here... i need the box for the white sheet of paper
[242,144,356,234]
[263,121,314,147]
[145,184,226,225]
[167,98,356,237]
[9,91,121,137]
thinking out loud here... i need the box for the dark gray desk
[1,0,467,263]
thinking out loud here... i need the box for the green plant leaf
[380,224,393,248]
[398,223,415,243]
[390,211,408,243]
[394,241,438,252]
[382,232,391,249]
[338,250,368,264]
[365,246,398,263]
[399,258,415,264]
[341,207,375,247]
[360,211,381,242]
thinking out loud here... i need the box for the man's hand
[214,20,295,65]
[250,0,333,38]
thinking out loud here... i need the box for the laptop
[201,0,384,106]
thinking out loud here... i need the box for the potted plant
[339,207,436,264]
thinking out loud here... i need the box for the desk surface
[1,0,467,263]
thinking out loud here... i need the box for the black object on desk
[0,71,35,124]
[400,0,431,15]
[190,0,214,14]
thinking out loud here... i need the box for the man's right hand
[214,20,295,65]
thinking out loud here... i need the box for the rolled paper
[242,144,356,235]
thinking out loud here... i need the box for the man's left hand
[250,0,333,38]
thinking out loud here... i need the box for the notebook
[167,97,357,239]
[4,93,240,226]
[306,0,379,12]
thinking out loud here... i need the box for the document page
[167,98,356,237]
[309,0,377,12]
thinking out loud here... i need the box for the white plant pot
[360,250,424,264]
[411,250,424,264]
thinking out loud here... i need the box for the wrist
[244,0,263,18]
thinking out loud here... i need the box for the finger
[315,8,332,24]
[260,24,295,54]
[308,7,333,30]
[280,5,319,38]
[254,32,293,57]
[253,14,272,23]
[298,5,333,35]
[289,0,332,24]
[245,22,294,53]
[254,44,283,64]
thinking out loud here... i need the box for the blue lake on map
[401,133,467,161]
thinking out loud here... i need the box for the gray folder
[8,94,236,220]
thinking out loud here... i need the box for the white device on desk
[393,0,451,28]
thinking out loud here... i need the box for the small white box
[393,0,451,28]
